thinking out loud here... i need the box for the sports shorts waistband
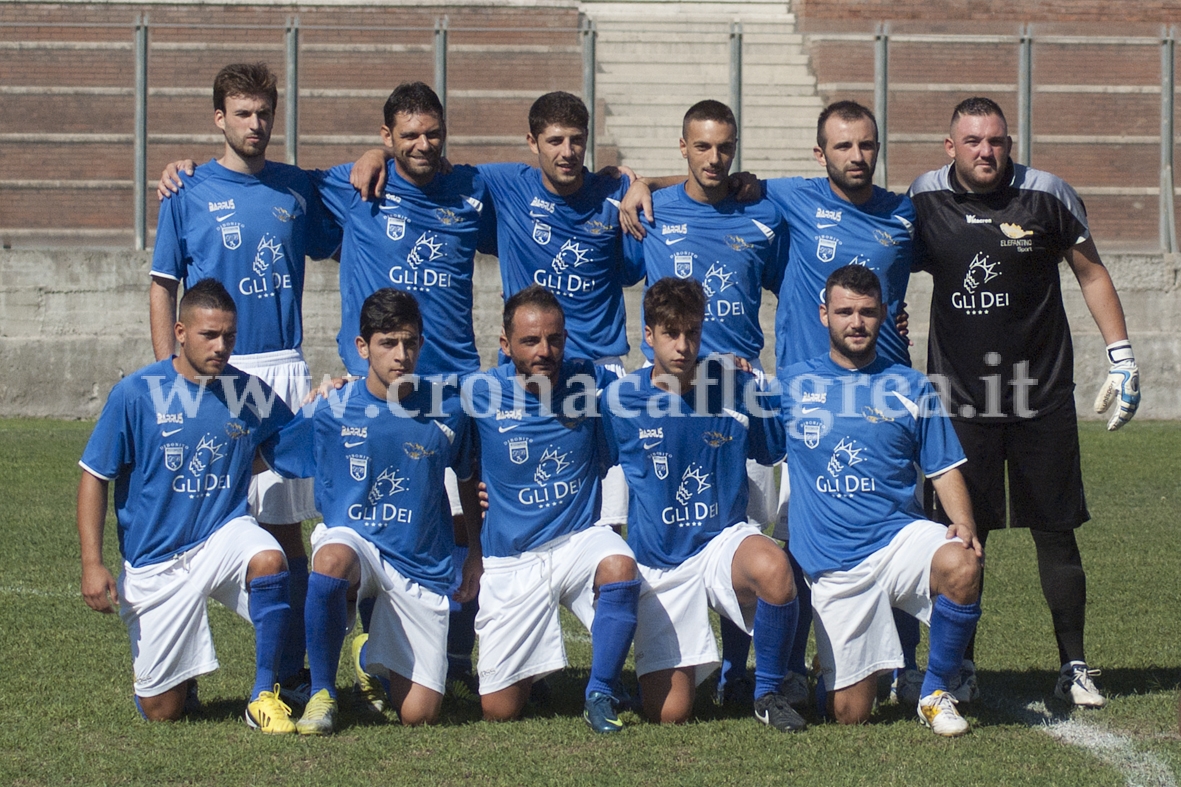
[229,348,305,369]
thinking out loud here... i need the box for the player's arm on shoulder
[157,159,197,200]
[149,276,180,361]
[728,171,762,202]
[1066,238,1140,430]
[620,174,688,240]
[350,148,394,201]
[928,468,982,557]
[77,471,119,613]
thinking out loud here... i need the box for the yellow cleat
[918,689,970,737]
[352,634,388,713]
[296,689,338,736]
[245,685,297,734]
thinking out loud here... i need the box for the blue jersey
[479,163,641,360]
[79,359,294,568]
[264,380,473,595]
[624,186,786,362]
[781,355,965,578]
[312,163,492,378]
[463,359,615,557]
[152,159,342,356]
[603,362,785,569]
[763,178,915,373]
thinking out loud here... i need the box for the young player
[264,289,478,733]
[78,279,299,732]
[602,277,805,732]
[781,264,983,735]
[148,63,342,703]
[462,285,640,732]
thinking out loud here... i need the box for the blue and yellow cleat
[352,634,388,713]
[583,691,624,734]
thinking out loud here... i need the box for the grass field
[2,418,1180,786]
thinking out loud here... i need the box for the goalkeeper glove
[1093,340,1140,431]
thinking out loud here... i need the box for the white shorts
[633,521,765,686]
[310,523,450,694]
[595,356,630,527]
[810,519,957,691]
[475,526,634,694]
[232,349,317,525]
[118,516,280,697]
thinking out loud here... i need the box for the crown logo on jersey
[367,466,407,504]
[220,224,242,251]
[164,444,185,472]
[551,239,590,272]
[188,435,226,476]
[651,452,669,480]
[962,252,1001,294]
[508,437,529,465]
[675,463,711,505]
[407,232,444,269]
[349,455,368,482]
[826,437,866,477]
[533,446,571,485]
[532,220,552,246]
[702,263,735,297]
[816,236,838,263]
[254,234,283,278]
[386,215,407,241]
[673,252,693,279]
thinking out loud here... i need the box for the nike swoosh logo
[379,205,402,212]
[344,440,365,447]
[801,407,821,414]
[816,222,838,229]
[663,237,686,245]
[498,424,522,433]
[642,440,662,450]
[529,211,550,218]
[162,428,182,436]
[217,213,234,222]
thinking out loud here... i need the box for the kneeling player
[265,289,478,732]
[782,265,982,735]
[77,279,297,731]
[602,278,805,731]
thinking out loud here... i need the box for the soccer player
[782,264,983,735]
[462,285,640,732]
[602,277,805,731]
[148,62,342,703]
[78,279,299,732]
[264,288,478,733]
[908,97,1140,707]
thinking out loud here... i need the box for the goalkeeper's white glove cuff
[1094,340,1140,431]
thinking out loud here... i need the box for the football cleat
[918,690,969,737]
[279,667,313,709]
[781,671,810,709]
[948,659,980,703]
[1055,661,1107,708]
[713,674,755,708]
[445,670,480,705]
[296,689,338,736]
[889,668,925,707]
[753,691,807,732]
[583,691,624,734]
[352,634,388,713]
[245,685,297,734]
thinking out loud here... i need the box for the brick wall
[798,0,1181,24]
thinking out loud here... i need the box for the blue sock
[358,596,376,634]
[305,572,350,699]
[920,596,981,696]
[786,549,812,676]
[893,608,921,671]
[248,571,290,701]
[279,555,308,682]
[447,598,478,678]
[718,615,752,690]
[753,597,798,699]
[586,579,640,699]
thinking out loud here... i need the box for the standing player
[264,289,478,733]
[782,264,983,735]
[908,97,1140,707]
[463,285,640,732]
[78,279,298,732]
[602,277,805,732]
[149,63,342,703]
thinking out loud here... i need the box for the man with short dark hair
[79,279,300,732]
[908,96,1140,707]
[149,63,343,704]
[602,277,805,732]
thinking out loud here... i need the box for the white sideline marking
[1023,700,1177,787]
[0,584,75,599]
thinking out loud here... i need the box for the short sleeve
[79,383,132,481]
[150,189,188,281]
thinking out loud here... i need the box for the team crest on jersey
[816,235,838,263]
[508,437,529,465]
[532,220,552,246]
[874,229,897,247]
[863,406,895,424]
[803,422,822,449]
[220,224,242,250]
[584,220,615,236]
[725,234,753,252]
[651,453,669,480]
[435,208,460,225]
[164,444,185,472]
[673,252,693,278]
[702,431,732,447]
[272,206,294,223]
[1000,222,1034,239]
[386,215,407,241]
[224,420,250,440]
[349,455,369,482]
[404,442,435,459]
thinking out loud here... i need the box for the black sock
[1032,529,1086,665]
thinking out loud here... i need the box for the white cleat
[918,690,970,737]
[1054,661,1107,708]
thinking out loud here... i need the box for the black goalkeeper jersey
[909,162,1088,421]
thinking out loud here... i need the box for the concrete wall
[1,248,1177,419]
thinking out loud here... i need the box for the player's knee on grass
[388,674,443,726]
[830,674,877,725]
[640,668,695,724]
[310,543,361,583]
[733,535,795,607]
[137,684,187,722]
[929,541,982,606]
[260,522,307,559]
[593,554,638,588]
[481,680,531,722]
[246,548,288,582]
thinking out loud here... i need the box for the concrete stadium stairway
[581,0,824,179]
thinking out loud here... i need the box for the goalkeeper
[907,96,1140,708]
